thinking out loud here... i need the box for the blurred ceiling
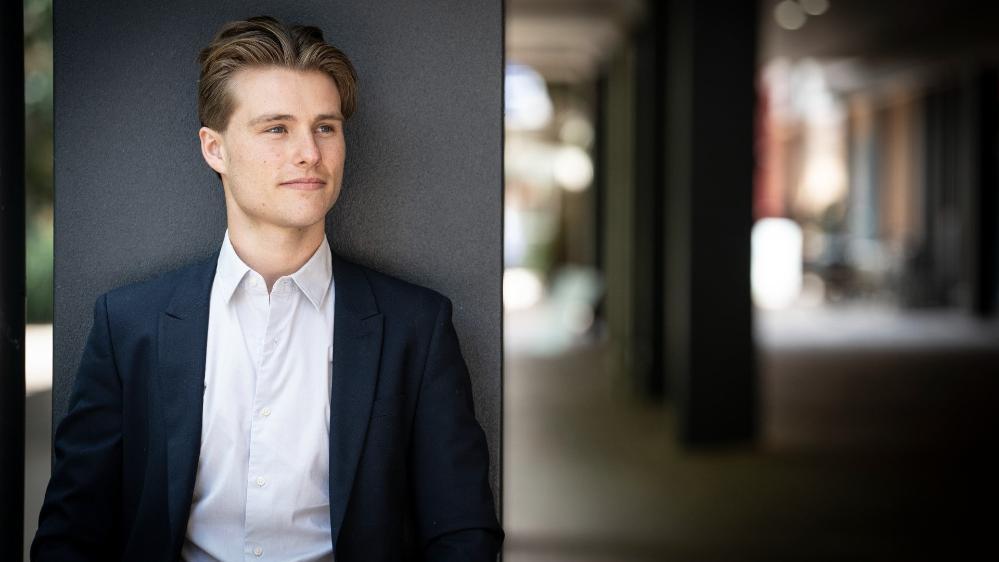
[760,0,999,63]
[506,0,644,84]
[760,0,999,94]
[508,0,999,87]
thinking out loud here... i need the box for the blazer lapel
[329,254,384,549]
[157,254,218,553]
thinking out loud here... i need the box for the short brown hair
[197,15,358,131]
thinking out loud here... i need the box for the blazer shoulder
[101,254,217,322]
[335,255,450,317]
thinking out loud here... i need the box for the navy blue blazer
[32,251,502,561]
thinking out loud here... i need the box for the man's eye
[317,124,336,134]
[266,125,286,134]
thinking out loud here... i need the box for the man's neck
[227,221,326,293]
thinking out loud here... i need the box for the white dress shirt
[183,231,336,562]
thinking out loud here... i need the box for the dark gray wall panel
[54,0,503,500]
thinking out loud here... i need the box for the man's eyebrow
[247,113,343,126]
[248,113,294,126]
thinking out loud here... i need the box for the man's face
[200,66,346,231]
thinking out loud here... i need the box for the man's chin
[280,217,329,231]
[242,215,329,233]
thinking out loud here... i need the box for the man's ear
[199,126,227,175]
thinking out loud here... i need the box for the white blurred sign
[752,218,803,309]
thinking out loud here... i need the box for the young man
[32,16,502,561]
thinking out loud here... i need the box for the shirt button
[253,546,263,556]
[261,407,272,417]
[255,476,266,487]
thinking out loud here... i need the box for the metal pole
[0,0,27,559]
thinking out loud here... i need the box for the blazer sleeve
[31,294,123,561]
[410,296,504,560]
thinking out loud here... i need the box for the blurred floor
[758,308,999,452]
[504,308,998,561]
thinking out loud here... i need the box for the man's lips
[279,177,327,190]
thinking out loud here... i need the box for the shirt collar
[288,234,333,311]
[215,231,251,304]
[215,230,334,311]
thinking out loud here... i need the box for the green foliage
[24,0,54,322]
[26,213,53,323]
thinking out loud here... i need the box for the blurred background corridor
[502,0,998,560]
[14,0,999,560]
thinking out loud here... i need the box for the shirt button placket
[246,290,271,561]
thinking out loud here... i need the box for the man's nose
[294,131,322,167]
